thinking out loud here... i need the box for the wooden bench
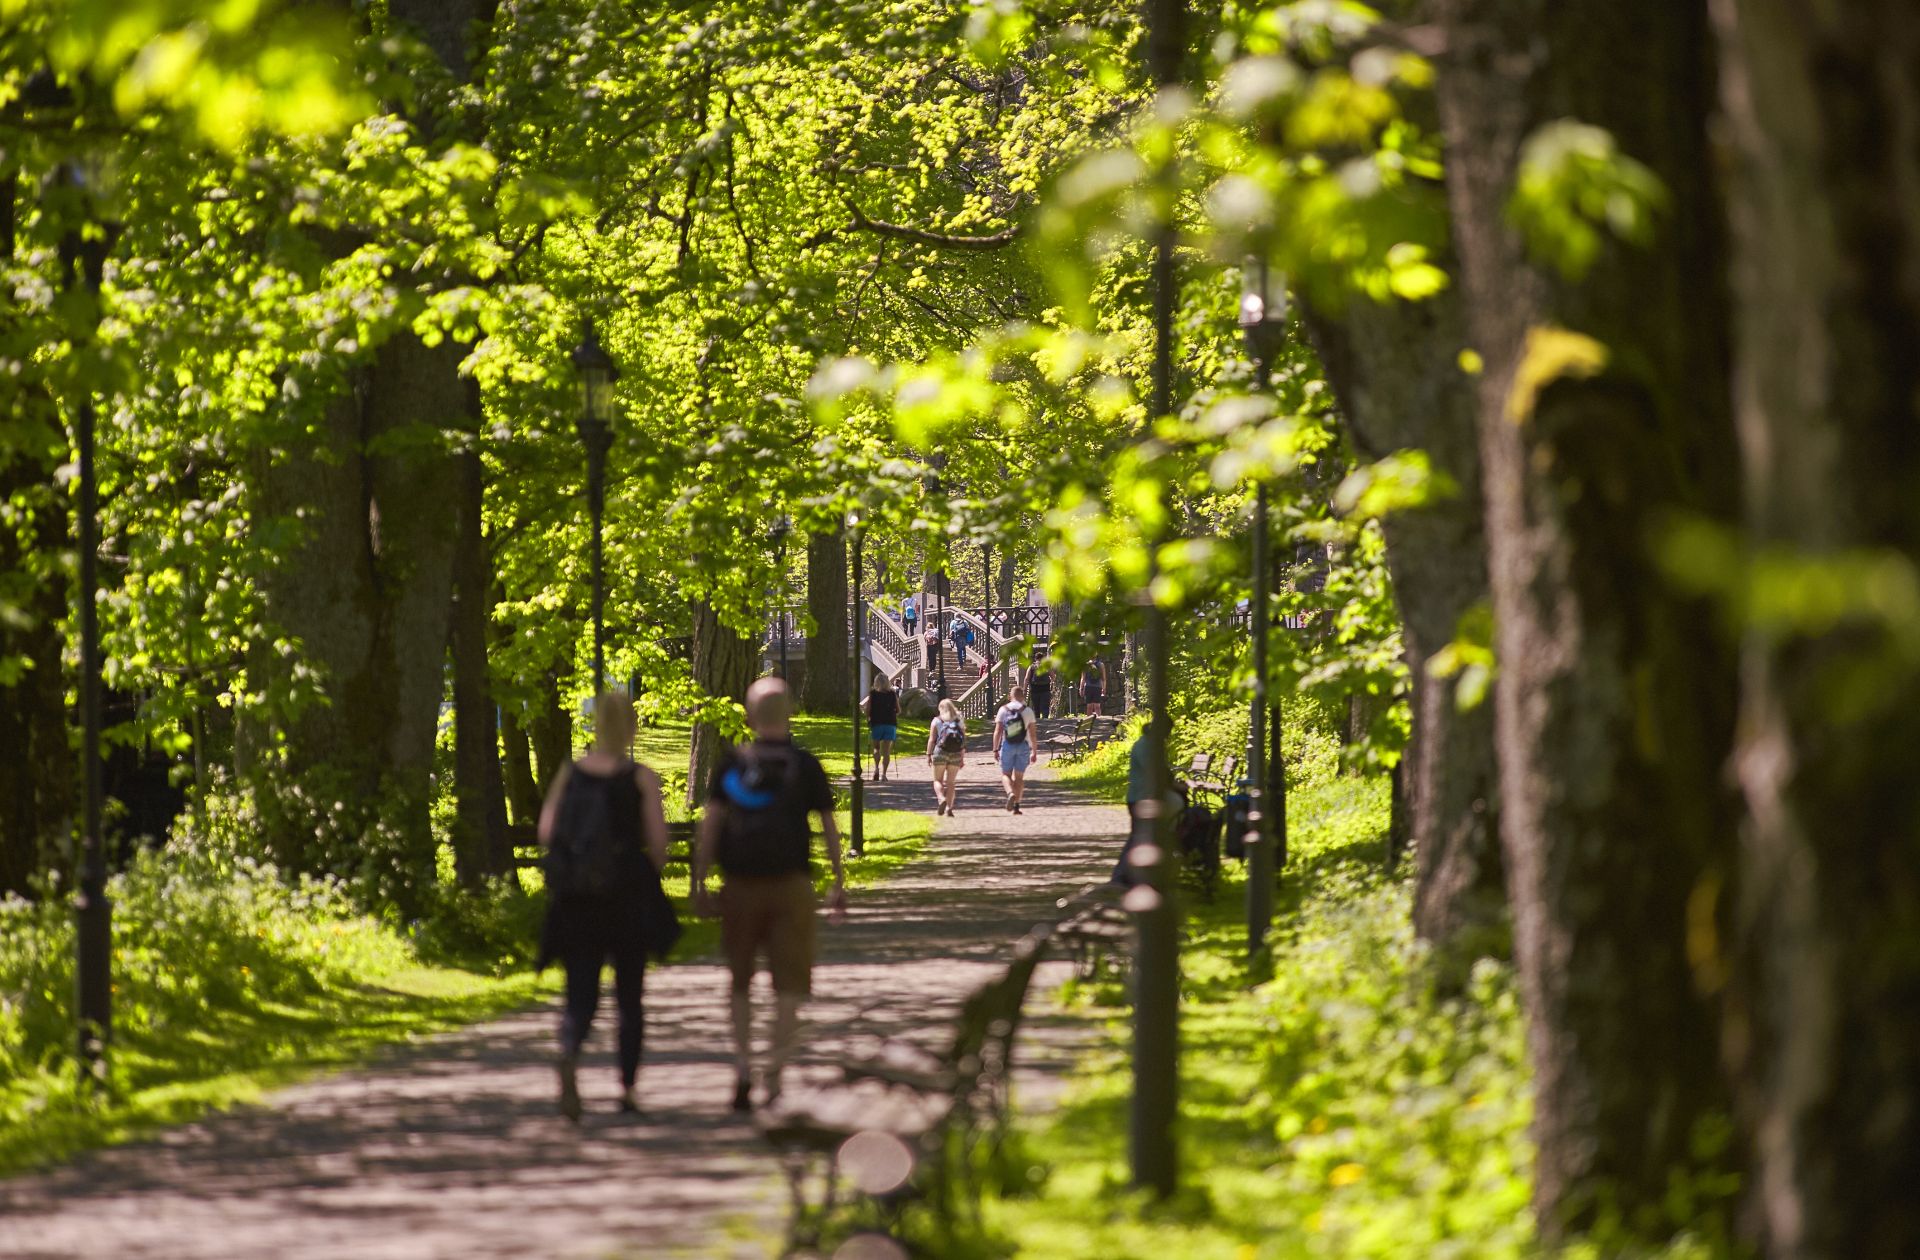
[509,819,697,870]
[1052,883,1130,982]
[1186,754,1238,807]
[757,928,1054,1245]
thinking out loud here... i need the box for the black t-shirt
[867,688,899,726]
[705,737,836,878]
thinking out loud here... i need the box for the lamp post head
[570,320,620,432]
[1238,254,1289,367]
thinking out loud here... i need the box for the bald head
[746,676,793,736]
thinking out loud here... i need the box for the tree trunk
[1712,7,1920,1256]
[996,550,1017,608]
[528,668,572,790]
[0,175,73,897]
[449,400,508,884]
[252,334,464,908]
[688,599,758,810]
[500,707,540,827]
[1305,288,1505,962]
[802,528,850,714]
[1433,0,1741,1231]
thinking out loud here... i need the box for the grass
[953,770,1732,1260]
[0,851,552,1177]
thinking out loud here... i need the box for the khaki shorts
[721,873,817,996]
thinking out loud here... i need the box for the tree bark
[0,174,73,897]
[802,527,850,714]
[528,668,572,791]
[449,387,508,884]
[1711,6,1920,1256]
[688,599,758,810]
[1305,288,1505,962]
[1432,0,1741,1231]
[252,333,464,906]
[500,707,540,828]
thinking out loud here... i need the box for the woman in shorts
[1081,661,1107,716]
[861,674,900,781]
[926,698,967,815]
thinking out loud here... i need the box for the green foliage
[1510,120,1668,280]
[976,770,1728,1260]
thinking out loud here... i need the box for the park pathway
[0,727,1123,1260]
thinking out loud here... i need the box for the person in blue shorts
[992,686,1039,814]
[861,673,900,781]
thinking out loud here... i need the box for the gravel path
[0,728,1123,1259]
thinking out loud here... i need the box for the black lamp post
[571,322,618,693]
[1130,0,1185,1201]
[59,161,113,1087]
[1239,253,1289,955]
[770,513,792,680]
[848,508,866,858]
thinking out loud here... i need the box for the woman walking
[861,673,900,781]
[926,697,968,815]
[537,692,676,1120]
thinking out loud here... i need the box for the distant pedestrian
[537,692,678,1121]
[993,686,1039,814]
[901,595,918,637]
[927,697,967,815]
[1023,659,1053,720]
[692,678,847,1111]
[1080,660,1107,716]
[861,673,900,781]
[951,618,974,668]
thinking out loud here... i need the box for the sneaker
[730,1075,753,1113]
[618,1087,640,1115]
[1005,794,1015,812]
[557,1053,582,1123]
[1013,804,1023,815]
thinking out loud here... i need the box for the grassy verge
[0,848,551,1177]
[968,772,1730,1260]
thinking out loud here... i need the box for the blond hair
[592,691,637,755]
[936,698,963,726]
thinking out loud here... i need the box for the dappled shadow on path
[0,754,1125,1259]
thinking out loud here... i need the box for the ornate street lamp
[58,160,114,1087]
[847,507,867,858]
[571,322,619,692]
[1239,253,1289,955]
[770,512,793,680]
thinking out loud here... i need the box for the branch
[844,198,1020,251]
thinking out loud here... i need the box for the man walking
[993,685,1039,814]
[693,678,848,1111]
[951,617,974,668]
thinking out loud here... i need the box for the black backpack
[936,719,966,754]
[545,768,638,898]
[1002,706,1028,744]
[716,745,810,878]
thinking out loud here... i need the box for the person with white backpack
[925,698,967,815]
[993,685,1039,814]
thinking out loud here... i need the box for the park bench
[756,928,1053,1246]
[1051,883,1130,982]
[507,819,697,870]
[1186,754,1237,808]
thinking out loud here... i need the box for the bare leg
[1011,769,1025,807]
[730,989,753,1077]
[767,992,803,1097]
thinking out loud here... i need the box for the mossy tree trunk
[1713,5,1920,1255]
[1433,0,1741,1231]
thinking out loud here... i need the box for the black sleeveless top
[537,762,655,965]
[867,688,899,726]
